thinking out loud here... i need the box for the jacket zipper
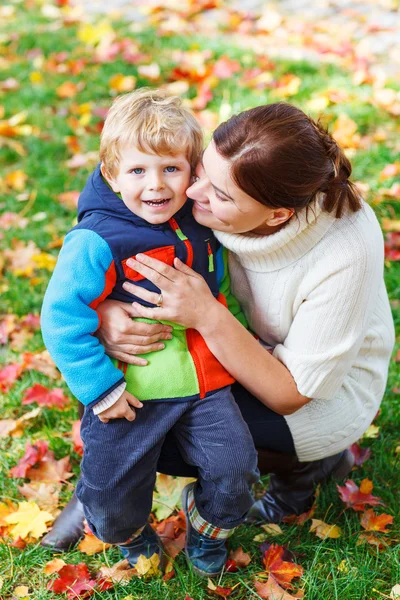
[168,217,193,267]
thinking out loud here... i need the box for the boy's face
[102,145,192,224]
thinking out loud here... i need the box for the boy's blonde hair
[100,88,203,177]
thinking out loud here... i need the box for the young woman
[42,103,394,551]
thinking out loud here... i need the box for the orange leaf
[78,532,111,555]
[337,480,385,511]
[255,576,299,599]
[262,544,303,589]
[360,509,394,533]
[56,81,78,99]
[99,558,137,583]
[359,478,373,494]
[228,546,251,568]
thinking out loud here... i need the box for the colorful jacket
[41,165,247,410]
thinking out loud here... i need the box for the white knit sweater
[214,198,395,461]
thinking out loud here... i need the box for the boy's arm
[215,246,248,328]
[40,228,125,409]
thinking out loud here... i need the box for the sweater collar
[213,195,337,271]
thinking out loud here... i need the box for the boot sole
[181,484,222,579]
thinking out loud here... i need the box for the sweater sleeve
[216,246,248,328]
[40,229,125,408]
[273,221,385,400]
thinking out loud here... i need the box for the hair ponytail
[213,103,363,218]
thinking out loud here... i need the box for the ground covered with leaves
[0,0,400,598]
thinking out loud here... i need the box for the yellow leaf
[135,553,161,578]
[261,523,283,536]
[310,519,342,539]
[363,424,380,439]
[32,253,57,271]
[109,74,136,94]
[30,72,43,85]
[337,559,349,573]
[13,586,30,598]
[78,533,111,555]
[43,558,66,575]
[4,501,54,540]
[332,114,360,149]
[5,170,28,191]
[253,533,267,542]
[78,20,115,46]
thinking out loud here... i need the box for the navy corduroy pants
[76,386,259,544]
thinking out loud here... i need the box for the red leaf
[349,443,371,466]
[262,544,304,589]
[10,441,49,478]
[47,563,110,599]
[225,559,238,572]
[207,583,233,598]
[337,480,385,511]
[22,384,69,408]
[0,363,24,392]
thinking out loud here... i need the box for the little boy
[41,89,259,576]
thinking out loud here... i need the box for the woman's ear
[266,208,294,227]
[100,163,120,193]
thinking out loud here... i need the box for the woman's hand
[122,254,218,330]
[96,299,173,365]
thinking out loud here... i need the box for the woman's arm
[121,255,310,415]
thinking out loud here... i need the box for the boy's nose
[148,173,165,191]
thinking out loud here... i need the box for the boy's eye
[165,166,178,173]
[131,168,144,175]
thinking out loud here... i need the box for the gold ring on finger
[156,293,163,307]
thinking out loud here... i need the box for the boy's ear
[100,163,120,193]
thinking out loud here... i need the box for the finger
[132,302,168,320]
[127,256,178,284]
[126,342,166,354]
[98,416,109,423]
[108,351,149,365]
[125,393,143,408]
[124,320,173,336]
[122,281,164,306]
[174,257,203,279]
[124,407,136,421]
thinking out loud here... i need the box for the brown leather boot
[248,449,354,523]
[41,402,86,552]
[41,491,86,552]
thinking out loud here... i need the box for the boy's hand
[96,391,143,423]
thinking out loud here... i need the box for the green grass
[0,0,399,598]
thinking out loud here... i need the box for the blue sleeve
[40,229,125,407]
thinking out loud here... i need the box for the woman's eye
[165,166,178,173]
[216,193,228,202]
[131,168,144,175]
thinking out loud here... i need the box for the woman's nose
[187,178,207,201]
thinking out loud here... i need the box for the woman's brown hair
[213,103,362,218]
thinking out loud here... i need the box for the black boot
[41,491,86,551]
[248,449,354,523]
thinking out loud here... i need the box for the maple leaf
[22,384,69,408]
[47,563,104,599]
[4,239,40,277]
[357,532,391,549]
[0,501,18,526]
[17,482,61,513]
[109,74,136,94]
[228,546,251,568]
[152,474,195,520]
[0,363,24,392]
[360,509,394,533]
[0,407,42,439]
[262,544,303,589]
[27,454,73,484]
[349,443,371,466]
[43,558,66,575]
[135,553,162,578]
[21,350,60,380]
[157,520,186,561]
[255,576,300,600]
[4,501,54,540]
[78,532,111,555]
[309,519,342,540]
[99,559,137,583]
[10,441,49,478]
[337,479,385,511]
[207,579,234,598]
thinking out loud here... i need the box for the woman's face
[186,141,290,235]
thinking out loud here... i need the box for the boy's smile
[102,146,192,224]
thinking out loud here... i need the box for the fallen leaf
[309,519,342,539]
[0,363,24,392]
[56,191,80,210]
[152,474,195,520]
[337,480,385,511]
[47,563,109,599]
[13,585,29,598]
[228,546,251,568]
[99,559,137,583]
[262,544,303,589]
[43,558,66,575]
[21,351,60,380]
[10,441,49,478]
[56,81,79,99]
[78,532,111,555]
[360,509,394,533]
[27,454,73,483]
[261,524,284,537]
[207,579,233,598]
[255,576,299,599]
[135,553,162,578]
[17,482,60,513]
[357,532,391,549]
[362,424,380,439]
[349,443,371,466]
[22,384,69,408]
[4,501,54,540]
[391,584,400,599]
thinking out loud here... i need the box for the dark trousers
[157,383,296,477]
[76,386,259,544]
